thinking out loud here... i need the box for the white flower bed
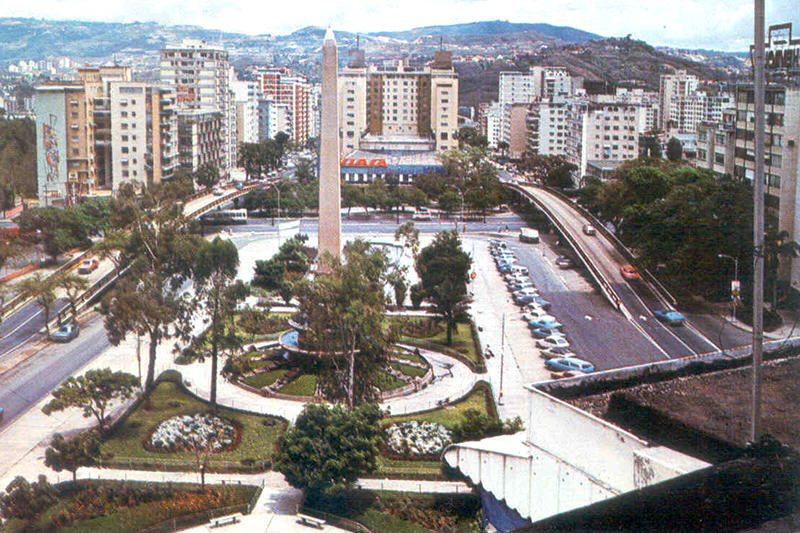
[149,414,235,452]
[385,421,452,457]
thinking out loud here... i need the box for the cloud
[3,0,799,51]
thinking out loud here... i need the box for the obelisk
[318,28,341,266]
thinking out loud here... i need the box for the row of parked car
[490,239,596,378]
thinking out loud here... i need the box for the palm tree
[17,273,59,335]
[58,273,88,322]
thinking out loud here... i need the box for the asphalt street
[502,237,664,370]
[0,313,110,429]
[0,298,70,357]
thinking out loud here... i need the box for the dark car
[51,323,79,343]
[555,256,574,269]
[653,308,686,326]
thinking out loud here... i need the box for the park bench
[209,512,242,528]
[297,513,326,528]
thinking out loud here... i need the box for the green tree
[273,403,383,498]
[17,207,91,262]
[416,231,472,345]
[296,240,393,407]
[544,161,578,189]
[0,475,57,521]
[457,126,488,149]
[195,162,220,189]
[100,186,200,392]
[452,408,524,442]
[192,237,240,409]
[639,133,662,158]
[496,140,509,157]
[57,273,88,321]
[394,221,420,261]
[294,158,314,184]
[42,368,139,432]
[667,137,683,161]
[16,273,59,335]
[438,190,461,215]
[44,431,101,481]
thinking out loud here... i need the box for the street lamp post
[718,253,739,321]
[266,182,281,226]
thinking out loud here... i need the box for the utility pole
[498,313,505,405]
[751,0,766,443]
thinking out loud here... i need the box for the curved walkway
[164,343,479,422]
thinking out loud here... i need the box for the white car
[524,308,552,321]
[537,335,570,350]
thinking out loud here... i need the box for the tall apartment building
[695,109,736,176]
[499,66,575,106]
[178,110,224,172]
[109,82,178,191]
[258,99,291,141]
[485,102,503,148]
[338,51,459,153]
[502,104,530,159]
[250,67,310,145]
[35,83,92,207]
[659,70,699,132]
[527,98,570,156]
[77,67,132,189]
[231,80,259,144]
[34,66,178,205]
[159,40,236,173]
[734,85,800,284]
[614,88,659,134]
[567,100,641,178]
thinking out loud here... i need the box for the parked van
[519,228,540,244]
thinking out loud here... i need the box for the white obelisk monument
[318,28,341,265]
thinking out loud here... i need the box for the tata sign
[341,158,387,168]
[762,23,800,71]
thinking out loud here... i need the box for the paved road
[502,237,664,370]
[0,298,70,357]
[510,182,739,357]
[0,313,109,429]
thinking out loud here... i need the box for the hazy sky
[5,0,799,51]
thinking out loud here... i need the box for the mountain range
[0,17,599,62]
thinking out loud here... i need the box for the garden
[0,478,257,533]
[306,489,481,533]
[374,381,515,478]
[99,380,287,472]
[393,317,485,371]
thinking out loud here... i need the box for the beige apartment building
[567,100,641,178]
[338,50,459,154]
[734,84,800,285]
[159,40,236,173]
[35,66,184,205]
[109,82,179,191]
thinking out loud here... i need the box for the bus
[519,228,540,244]
[200,209,248,225]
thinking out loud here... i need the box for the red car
[620,265,639,279]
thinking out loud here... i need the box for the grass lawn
[398,320,481,366]
[5,481,255,533]
[376,371,407,392]
[355,509,433,533]
[278,374,317,396]
[375,456,443,477]
[243,368,288,389]
[309,490,481,533]
[390,361,427,379]
[386,383,495,430]
[100,382,286,469]
[391,349,426,366]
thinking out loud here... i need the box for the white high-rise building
[231,80,259,145]
[527,98,570,156]
[159,40,236,174]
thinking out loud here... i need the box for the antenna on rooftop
[440,36,444,50]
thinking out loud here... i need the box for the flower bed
[148,414,237,453]
[385,421,452,459]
